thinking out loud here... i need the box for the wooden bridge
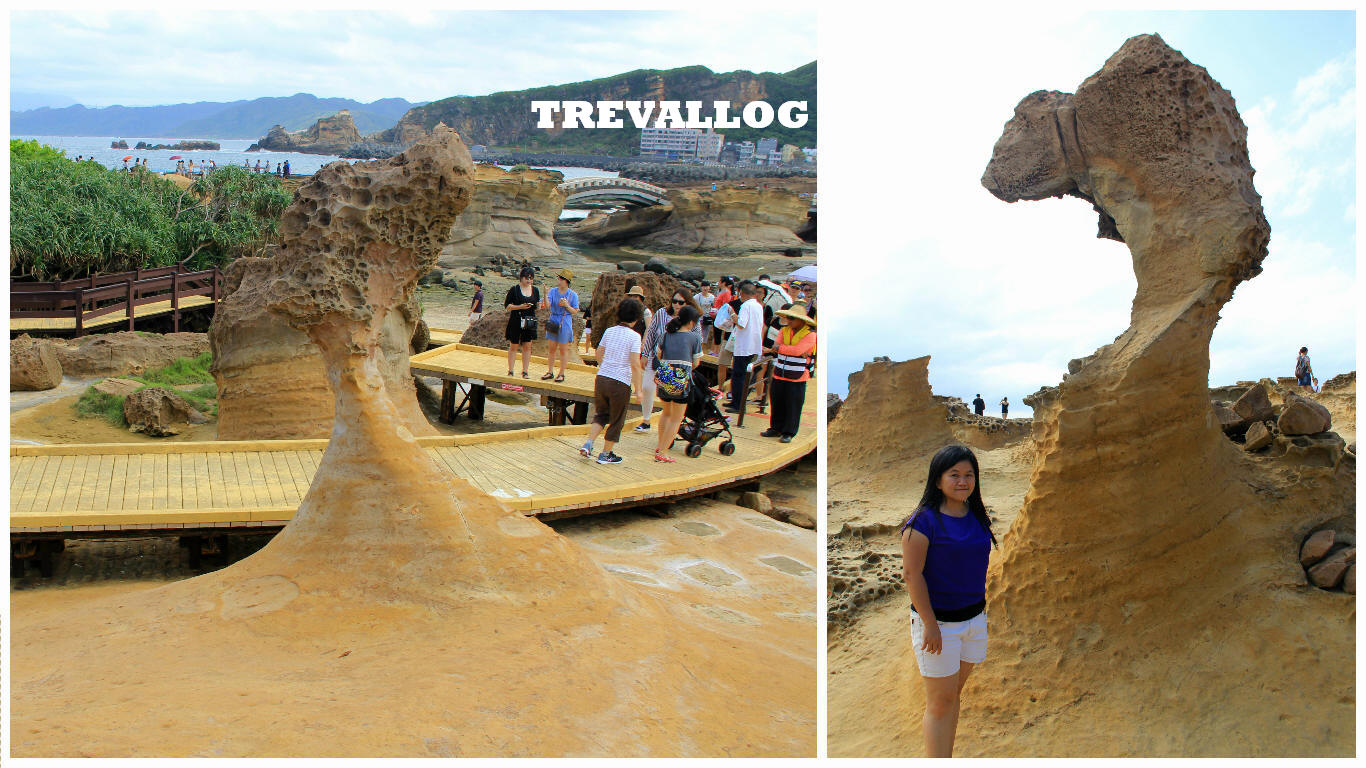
[10,400,814,570]
[10,263,223,336]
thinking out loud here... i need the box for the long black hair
[667,305,700,333]
[904,444,996,547]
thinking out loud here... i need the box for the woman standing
[636,289,702,434]
[504,266,540,378]
[900,444,996,758]
[761,303,816,443]
[651,305,703,462]
[541,268,579,382]
[580,299,644,465]
[999,397,1009,419]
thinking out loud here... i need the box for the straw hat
[625,286,647,298]
[775,302,816,328]
[556,267,574,282]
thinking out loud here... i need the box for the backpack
[1295,355,1309,378]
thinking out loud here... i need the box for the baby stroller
[672,370,737,458]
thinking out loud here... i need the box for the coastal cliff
[440,164,566,265]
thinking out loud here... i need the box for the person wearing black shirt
[972,395,985,416]
[504,266,540,378]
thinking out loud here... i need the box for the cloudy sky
[10,9,816,108]
[821,9,1356,413]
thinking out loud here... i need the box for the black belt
[911,599,985,623]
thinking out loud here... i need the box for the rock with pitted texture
[50,331,208,378]
[932,34,1356,756]
[588,271,683,347]
[635,188,810,253]
[123,387,208,436]
[439,164,565,267]
[10,334,62,391]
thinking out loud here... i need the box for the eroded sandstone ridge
[966,34,1349,756]
[12,127,813,758]
[439,164,565,266]
[636,187,810,253]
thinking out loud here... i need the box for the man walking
[973,394,985,416]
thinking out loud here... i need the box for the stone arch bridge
[557,177,669,209]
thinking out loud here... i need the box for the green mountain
[380,62,816,154]
[11,93,417,139]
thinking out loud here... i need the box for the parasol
[787,264,816,283]
[121,155,132,162]
[168,155,182,160]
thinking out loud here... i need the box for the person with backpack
[900,444,997,757]
[761,303,816,443]
[1295,346,1317,392]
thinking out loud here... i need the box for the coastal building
[757,137,778,157]
[640,125,724,160]
[737,140,755,164]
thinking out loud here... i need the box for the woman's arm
[629,347,643,392]
[902,528,942,653]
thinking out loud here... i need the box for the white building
[640,125,724,161]
[757,137,778,156]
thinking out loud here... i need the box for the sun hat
[625,286,647,298]
[556,267,574,282]
[775,302,816,328]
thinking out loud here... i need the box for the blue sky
[9,10,816,108]
[821,10,1355,411]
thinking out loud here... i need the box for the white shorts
[909,611,988,678]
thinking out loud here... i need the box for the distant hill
[10,93,418,139]
[378,62,816,154]
[10,90,79,111]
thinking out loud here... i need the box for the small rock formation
[46,331,208,378]
[110,139,128,149]
[1278,393,1332,435]
[249,110,364,155]
[826,392,844,422]
[10,334,62,391]
[588,271,683,347]
[134,140,220,151]
[92,377,142,398]
[737,491,774,516]
[828,356,955,482]
[634,188,810,253]
[962,34,1352,755]
[123,387,208,436]
[440,164,565,266]
[571,205,674,244]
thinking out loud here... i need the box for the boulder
[588,271,683,347]
[93,377,143,398]
[1213,404,1244,435]
[51,331,208,377]
[827,392,844,422]
[617,260,644,273]
[678,267,706,283]
[123,387,208,437]
[10,334,63,391]
[439,164,565,267]
[1232,384,1274,423]
[1243,420,1274,451]
[572,205,673,244]
[1307,547,1354,589]
[737,491,773,516]
[1278,394,1332,435]
[787,510,816,530]
[644,256,679,277]
[1300,529,1336,567]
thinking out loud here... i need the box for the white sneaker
[634,423,652,432]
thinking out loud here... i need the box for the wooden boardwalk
[10,295,216,333]
[11,397,814,534]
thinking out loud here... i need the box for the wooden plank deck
[10,294,216,332]
[412,342,629,403]
[10,392,814,533]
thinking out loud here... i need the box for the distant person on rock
[973,394,985,416]
[541,268,579,383]
[283,160,290,178]
[1296,346,1317,391]
[580,298,644,465]
[468,278,483,323]
[999,396,1009,419]
[900,444,996,758]
[504,265,540,378]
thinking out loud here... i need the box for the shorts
[591,375,632,443]
[545,316,574,344]
[719,346,733,366]
[909,611,987,678]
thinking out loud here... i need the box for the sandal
[554,373,565,383]
[654,451,676,463]
[521,371,529,378]
[508,369,514,376]
[541,372,555,380]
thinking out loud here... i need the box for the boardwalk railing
[11,263,223,335]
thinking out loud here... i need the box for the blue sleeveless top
[902,507,991,614]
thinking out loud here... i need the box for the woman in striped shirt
[761,303,816,443]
